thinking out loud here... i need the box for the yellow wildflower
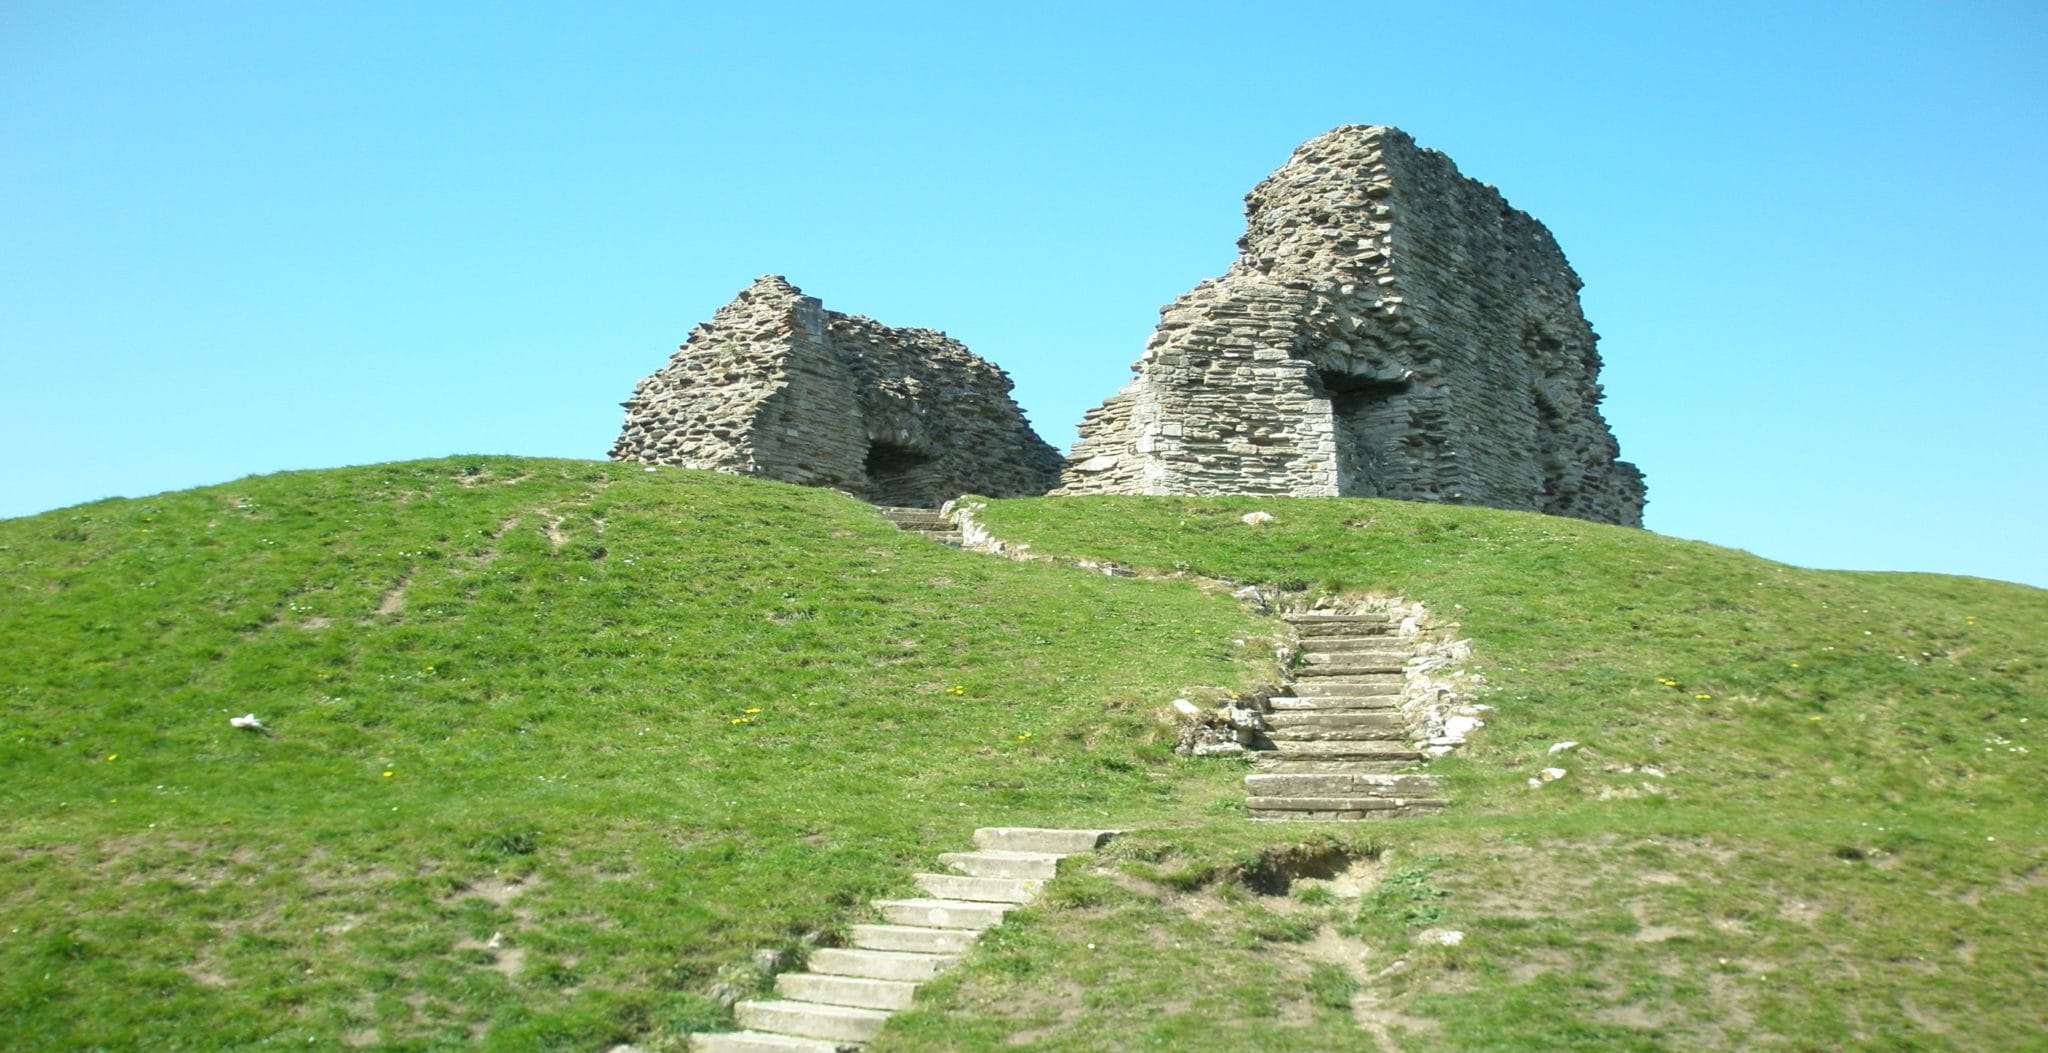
[106,753,118,762]
[743,707,762,714]
[1694,693,1712,700]
[382,770,394,778]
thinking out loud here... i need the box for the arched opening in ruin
[1316,371,1410,497]
[863,440,938,507]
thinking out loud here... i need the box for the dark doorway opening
[1318,371,1410,496]
[864,441,937,506]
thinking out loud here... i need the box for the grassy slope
[889,495,2047,1051]
[0,459,1270,1050]
[5,467,2043,1050]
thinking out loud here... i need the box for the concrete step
[1250,801,1445,821]
[1250,756,1421,775]
[1267,695,1400,712]
[1288,680,1402,698]
[1266,711,1408,729]
[776,971,920,1011]
[1287,615,1396,636]
[874,897,1013,930]
[807,947,957,983]
[1306,636,1411,652]
[938,849,1062,880]
[1269,740,1424,761]
[971,827,1119,854]
[1245,795,1410,813]
[847,923,979,956]
[913,872,1040,903]
[1295,659,1406,676]
[690,1030,854,1053]
[1265,724,1411,742]
[734,1000,890,1044]
[1302,650,1410,666]
[1245,772,1444,798]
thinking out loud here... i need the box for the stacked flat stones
[878,507,962,547]
[1058,124,1645,527]
[612,276,1063,508]
[694,827,1117,1052]
[1246,612,1447,820]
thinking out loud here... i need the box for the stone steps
[691,1030,853,1053]
[878,507,961,546]
[1267,694,1400,711]
[1288,615,1396,637]
[935,849,1063,880]
[1294,659,1407,676]
[1265,711,1407,729]
[733,1001,889,1044]
[1264,723,1410,742]
[1294,630,1409,647]
[1286,679,1403,697]
[696,827,1117,1051]
[1246,614,1445,820]
[972,827,1118,854]
[912,873,1041,903]
[846,924,977,955]
[776,973,920,1011]
[1302,643,1417,659]
[873,897,1013,930]
[1247,799,1448,821]
[1251,754,1420,774]
[1245,772,1443,797]
[1267,740,1424,760]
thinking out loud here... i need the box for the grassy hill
[3,457,2042,1050]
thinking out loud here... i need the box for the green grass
[5,469,2044,1049]
[887,495,2048,1051]
[0,459,1269,1050]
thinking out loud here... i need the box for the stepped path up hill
[878,506,962,547]
[882,506,1463,821]
[1248,613,1448,820]
[695,828,1117,1052]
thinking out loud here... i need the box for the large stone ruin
[1056,125,1647,526]
[610,276,1063,506]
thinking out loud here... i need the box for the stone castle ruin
[612,126,1644,526]
[1057,125,1645,525]
[610,276,1064,507]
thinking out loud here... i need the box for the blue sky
[4,1,2044,587]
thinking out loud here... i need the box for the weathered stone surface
[1057,125,1645,526]
[613,276,1063,507]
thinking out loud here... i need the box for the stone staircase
[1245,613,1448,820]
[693,827,1118,1051]
[878,506,961,546]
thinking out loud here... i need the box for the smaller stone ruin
[611,276,1063,506]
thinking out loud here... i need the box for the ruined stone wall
[1059,125,1646,526]
[612,276,1064,506]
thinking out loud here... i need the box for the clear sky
[4,1,2044,587]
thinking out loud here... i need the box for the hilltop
[3,457,2042,1050]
